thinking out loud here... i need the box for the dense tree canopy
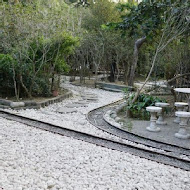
[0,0,189,99]
[107,0,190,86]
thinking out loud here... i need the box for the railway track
[0,109,190,171]
[87,102,190,157]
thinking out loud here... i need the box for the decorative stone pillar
[155,102,170,125]
[175,111,190,139]
[146,106,162,132]
[174,102,188,123]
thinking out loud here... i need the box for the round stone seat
[146,106,162,132]
[174,102,188,107]
[155,102,170,125]
[66,103,87,108]
[175,111,190,118]
[84,93,95,96]
[174,102,189,123]
[155,102,170,107]
[81,95,98,99]
[146,106,162,113]
[76,100,89,105]
[175,111,190,139]
[82,97,98,101]
[56,107,77,114]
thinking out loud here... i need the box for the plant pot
[52,90,59,97]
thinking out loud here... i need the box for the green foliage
[32,77,51,97]
[125,91,166,120]
[55,60,70,74]
[0,54,16,72]
[0,1,79,98]
[0,0,189,99]
[82,0,121,31]
[109,0,189,39]
[0,54,15,86]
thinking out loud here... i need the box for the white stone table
[174,88,190,111]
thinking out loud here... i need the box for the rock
[76,100,89,105]
[83,93,95,96]
[65,103,87,108]
[24,101,37,106]
[82,97,98,101]
[56,107,77,113]
[0,99,12,106]
[10,102,25,108]
[78,120,87,125]
[115,117,120,122]
[47,180,55,189]
[107,110,112,114]
[110,113,117,119]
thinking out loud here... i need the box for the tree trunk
[19,75,32,99]
[51,73,55,91]
[12,64,19,100]
[132,45,159,103]
[128,36,146,86]
[109,62,116,82]
[124,60,130,85]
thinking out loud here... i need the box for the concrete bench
[175,111,190,139]
[95,82,133,92]
[103,87,123,92]
[146,106,162,132]
[155,102,170,125]
[174,102,188,123]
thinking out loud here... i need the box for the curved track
[0,109,190,171]
[87,102,190,157]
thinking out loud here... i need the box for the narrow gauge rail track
[0,109,190,171]
[87,102,190,157]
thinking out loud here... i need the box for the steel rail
[87,102,190,157]
[0,109,190,171]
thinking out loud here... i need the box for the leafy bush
[0,54,17,96]
[125,92,166,120]
[0,2,79,99]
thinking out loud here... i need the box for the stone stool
[155,102,170,125]
[175,111,190,139]
[174,102,188,123]
[146,106,162,132]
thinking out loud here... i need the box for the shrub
[0,54,17,97]
[125,92,166,120]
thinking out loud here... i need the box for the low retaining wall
[95,81,134,92]
[0,91,73,110]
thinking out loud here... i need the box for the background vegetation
[0,0,189,100]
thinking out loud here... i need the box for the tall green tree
[111,0,189,86]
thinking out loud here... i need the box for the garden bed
[0,89,73,110]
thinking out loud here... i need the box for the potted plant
[52,87,59,97]
[52,76,60,97]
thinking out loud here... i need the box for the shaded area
[122,117,190,150]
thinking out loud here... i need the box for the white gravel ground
[0,118,190,190]
[4,83,172,154]
[6,83,124,139]
[1,83,190,189]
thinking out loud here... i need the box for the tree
[111,0,183,86]
[131,2,190,103]
[0,1,78,98]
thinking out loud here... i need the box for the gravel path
[4,84,172,153]
[6,83,123,140]
[0,118,190,190]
